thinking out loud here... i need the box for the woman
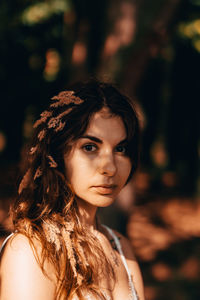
[0,80,145,300]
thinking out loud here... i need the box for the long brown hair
[12,80,140,299]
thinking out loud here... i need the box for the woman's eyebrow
[117,138,128,145]
[80,135,128,145]
[80,135,102,143]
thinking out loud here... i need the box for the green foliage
[21,0,71,25]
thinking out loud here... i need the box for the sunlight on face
[64,108,132,208]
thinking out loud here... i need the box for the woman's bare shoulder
[111,229,136,259]
[112,229,145,300]
[0,233,56,300]
[0,233,34,264]
[0,232,44,267]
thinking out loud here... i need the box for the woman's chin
[76,194,116,208]
[92,194,117,207]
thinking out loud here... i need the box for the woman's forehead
[84,109,127,142]
[97,107,114,118]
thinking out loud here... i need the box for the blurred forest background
[0,0,199,299]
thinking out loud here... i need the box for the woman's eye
[115,145,126,154]
[82,144,97,152]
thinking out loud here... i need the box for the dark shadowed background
[0,0,199,299]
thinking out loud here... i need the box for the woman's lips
[92,185,117,195]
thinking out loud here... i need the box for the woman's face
[64,108,132,208]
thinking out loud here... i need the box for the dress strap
[103,225,138,300]
[0,233,14,255]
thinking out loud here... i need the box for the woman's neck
[76,198,98,232]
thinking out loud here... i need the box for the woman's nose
[98,153,117,177]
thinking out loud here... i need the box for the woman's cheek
[118,158,132,181]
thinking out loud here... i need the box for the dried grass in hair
[18,169,31,194]
[43,220,61,251]
[50,91,84,107]
[47,155,58,168]
[34,166,42,180]
[33,110,53,128]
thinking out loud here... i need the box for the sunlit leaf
[21,0,71,25]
